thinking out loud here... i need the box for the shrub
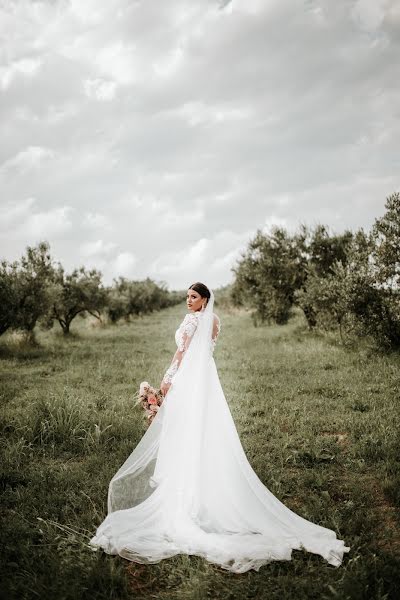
[50,266,107,334]
[232,227,307,325]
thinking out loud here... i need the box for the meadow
[0,303,399,600]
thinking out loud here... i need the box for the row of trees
[0,243,180,341]
[232,193,400,350]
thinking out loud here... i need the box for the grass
[0,304,399,600]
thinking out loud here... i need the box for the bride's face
[187,289,206,312]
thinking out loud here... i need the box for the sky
[0,0,399,291]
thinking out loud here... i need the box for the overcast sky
[1,0,399,290]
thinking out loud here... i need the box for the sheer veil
[90,287,349,573]
[106,289,215,514]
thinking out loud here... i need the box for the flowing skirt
[89,356,349,573]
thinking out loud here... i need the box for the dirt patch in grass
[335,471,400,556]
[320,431,350,450]
[126,563,160,595]
[365,475,400,556]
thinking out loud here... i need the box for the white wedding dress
[89,289,349,573]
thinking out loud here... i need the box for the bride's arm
[160,313,198,395]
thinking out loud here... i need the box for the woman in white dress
[89,282,349,573]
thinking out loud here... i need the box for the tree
[232,227,307,324]
[347,205,400,350]
[14,242,56,342]
[297,225,400,349]
[296,264,351,340]
[51,266,106,334]
[294,226,354,329]
[0,260,20,336]
[372,192,400,289]
[308,225,353,277]
[105,277,178,324]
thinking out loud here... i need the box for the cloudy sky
[1,0,399,290]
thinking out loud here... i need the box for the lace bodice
[175,312,221,354]
[162,311,221,384]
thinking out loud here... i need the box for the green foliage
[214,284,235,311]
[308,225,353,277]
[232,227,307,325]
[232,225,353,327]
[296,222,400,349]
[358,192,400,349]
[296,266,349,338]
[0,242,56,341]
[0,243,180,340]
[106,277,179,323]
[0,260,20,336]
[51,266,107,334]
[296,230,370,333]
[17,242,56,334]
[372,192,400,288]
[347,276,400,351]
[233,195,400,350]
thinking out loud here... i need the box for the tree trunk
[21,328,38,346]
[302,305,317,329]
[0,323,10,336]
[338,317,343,343]
[87,310,103,323]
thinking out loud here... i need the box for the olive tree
[12,242,55,341]
[106,277,177,323]
[232,228,308,325]
[0,260,20,336]
[51,266,106,334]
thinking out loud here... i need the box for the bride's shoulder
[180,312,200,331]
[183,311,200,321]
[182,311,219,322]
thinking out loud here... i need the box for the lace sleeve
[162,313,199,384]
[211,314,221,352]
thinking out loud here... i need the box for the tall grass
[0,305,399,599]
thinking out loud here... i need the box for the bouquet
[135,381,164,426]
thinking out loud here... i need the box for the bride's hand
[160,381,171,397]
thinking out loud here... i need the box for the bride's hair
[189,282,210,301]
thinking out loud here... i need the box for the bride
[89,282,349,573]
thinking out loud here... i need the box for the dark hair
[188,282,210,300]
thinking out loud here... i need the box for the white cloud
[152,238,210,277]
[0,57,41,90]
[176,101,252,126]
[113,252,137,277]
[84,78,117,101]
[80,239,116,257]
[352,0,386,32]
[0,203,74,241]
[153,46,184,78]
[263,215,288,233]
[0,197,36,229]
[96,42,138,85]
[23,206,73,237]
[83,212,111,230]
[0,146,55,174]
[62,37,138,86]
[149,230,253,289]
[69,0,108,25]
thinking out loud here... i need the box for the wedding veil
[106,289,215,514]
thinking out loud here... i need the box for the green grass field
[1,304,399,600]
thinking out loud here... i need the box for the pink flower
[140,381,150,395]
[137,381,163,427]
